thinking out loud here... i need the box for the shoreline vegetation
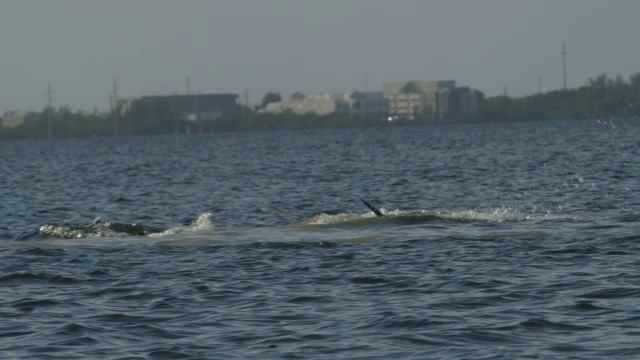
[1,73,639,140]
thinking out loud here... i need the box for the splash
[148,213,216,237]
[36,207,545,243]
[444,208,529,222]
[306,212,375,226]
[38,213,216,240]
[39,217,150,239]
[302,207,536,227]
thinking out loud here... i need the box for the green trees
[469,72,640,122]
[261,92,282,108]
[120,99,174,135]
[0,107,111,140]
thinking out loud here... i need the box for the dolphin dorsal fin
[360,198,384,217]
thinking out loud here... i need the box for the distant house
[0,112,26,128]
[264,92,335,115]
[263,91,389,118]
[334,92,390,118]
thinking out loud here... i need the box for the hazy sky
[1,0,638,111]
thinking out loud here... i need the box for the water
[1,119,639,359]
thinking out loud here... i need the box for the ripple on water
[10,298,61,312]
[579,287,640,299]
[0,273,80,285]
[1,122,640,358]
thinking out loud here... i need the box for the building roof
[290,92,306,100]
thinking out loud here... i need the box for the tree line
[462,73,640,123]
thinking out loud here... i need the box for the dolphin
[360,198,384,217]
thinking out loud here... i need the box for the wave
[38,213,215,240]
[34,207,541,242]
[299,207,532,227]
[148,213,216,237]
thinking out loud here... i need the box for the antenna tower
[538,76,542,94]
[112,78,119,137]
[47,82,53,139]
[562,42,567,90]
[243,89,249,114]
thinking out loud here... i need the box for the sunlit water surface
[1,119,639,359]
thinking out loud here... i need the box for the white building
[383,80,456,119]
[0,112,26,128]
[264,92,335,115]
[263,91,389,118]
[334,92,390,117]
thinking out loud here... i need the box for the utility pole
[538,76,542,94]
[112,78,119,137]
[562,42,567,90]
[186,76,191,95]
[243,88,249,115]
[47,82,53,139]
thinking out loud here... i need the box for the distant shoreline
[1,73,639,140]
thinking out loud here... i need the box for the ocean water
[1,119,639,359]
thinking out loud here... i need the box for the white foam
[444,208,525,222]
[149,213,216,237]
[307,212,371,225]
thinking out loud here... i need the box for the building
[294,92,336,115]
[121,93,239,120]
[437,87,484,118]
[0,112,26,128]
[334,92,390,118]
[264,92,337,115]
[263,91,389,118]
[383,81,456,119]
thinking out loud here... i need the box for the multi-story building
[437,87,484,118]
[261,82,481,121]
[0,112,26,128]
[383,80,456,119]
